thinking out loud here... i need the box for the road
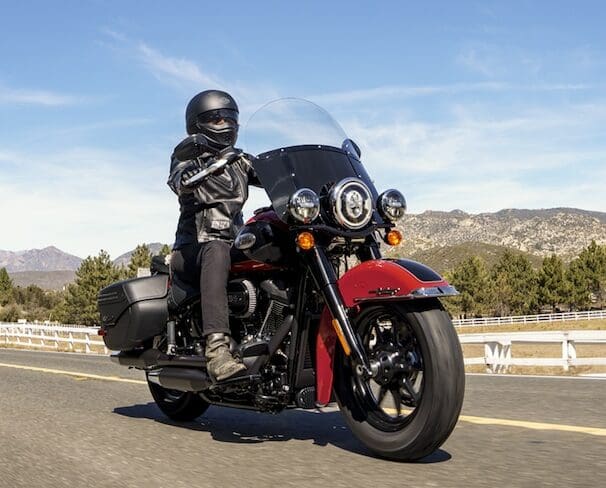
[0,349,605,488]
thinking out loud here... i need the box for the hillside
[400,242,544,275]
[9,270,76,291]
[397,208,606,261]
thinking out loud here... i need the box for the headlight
[288,188,320,223]
[329,178,373,229]
[377,189,407,222]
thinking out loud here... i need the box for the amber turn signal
[296,231,315,250]
[385,229,403,246]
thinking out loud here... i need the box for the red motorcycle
[98,99,465,461]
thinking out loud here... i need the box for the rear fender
[315,259,456,405]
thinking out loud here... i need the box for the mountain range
[2,208,605,288]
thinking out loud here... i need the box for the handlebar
[182,152,252,188]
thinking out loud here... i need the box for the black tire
[334,299,465,461]
[147,374,210,421]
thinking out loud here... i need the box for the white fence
[0,322,108,354]
[459,330,606,373]
[2,321,606,375]
[453,309,606,328]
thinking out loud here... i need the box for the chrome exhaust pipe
[147,367,211,392]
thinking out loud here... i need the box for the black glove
[217,146,243,164]
[180,159,205,189]
[173,134,215,162]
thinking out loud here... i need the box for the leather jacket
[167,147,260,249]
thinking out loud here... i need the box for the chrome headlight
[378,189,407,222]
[288,188,320,223]
[329,178,373,229]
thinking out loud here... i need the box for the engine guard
[314,258,457,405]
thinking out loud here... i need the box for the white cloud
[309,82,590,107]
[136,42,222,88]
[341,101,606,214]
[0,146,177,258]
[0,85,82,106]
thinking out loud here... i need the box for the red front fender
[315,258,455,405]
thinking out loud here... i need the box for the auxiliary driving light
[288,188,320,223]
[377,189,407,222]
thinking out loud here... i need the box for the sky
[1,0,605,258]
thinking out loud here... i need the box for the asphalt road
[0,349,605,488]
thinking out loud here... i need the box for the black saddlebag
[98,275,169,351]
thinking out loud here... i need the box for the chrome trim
[411,285,459,297]
[288,188,320,223]
[234,232,257,250]
[353,285,459,303]
[329,177,373,230]
[377,189,407,222]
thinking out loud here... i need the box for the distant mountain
[397,207,606,262]
[9,270,76,291]
[0,246,82,272]
[113,243,168,267]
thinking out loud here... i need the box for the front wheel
[147,373,210,421]
[334,299,465,461]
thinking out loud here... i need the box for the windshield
[242,98,376,223]
[244,98,351,156]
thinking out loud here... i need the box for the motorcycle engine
[227,279,257,318]
[228,278,291,343]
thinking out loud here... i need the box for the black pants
[171,240,231,337]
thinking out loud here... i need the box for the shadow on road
[113,402,452,463]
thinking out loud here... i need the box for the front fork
[306,247,373,379]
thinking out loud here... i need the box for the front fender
[315,259,456,405]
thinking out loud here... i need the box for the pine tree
[488,250,538,316]
[158,244,172,257]
[447,256,490,318]
[63,250,124,326]
[128,244,152,278]
[537,254,570,312]
[568,241,606,309]
[0,267,13,306]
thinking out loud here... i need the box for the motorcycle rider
[167,89,258,381]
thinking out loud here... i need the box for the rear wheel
[147,373,210,421]
[334,299,465,461]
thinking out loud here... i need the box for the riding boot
[205,333,247,381]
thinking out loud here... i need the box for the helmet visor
[198,109,238,129]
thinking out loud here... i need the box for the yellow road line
[2,361,605,437]
[0,362,147,385]
[458,414,606,437]
[379,408,606,437]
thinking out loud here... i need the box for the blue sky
[1,1,605,258]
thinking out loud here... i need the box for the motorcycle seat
[168,274,200,310]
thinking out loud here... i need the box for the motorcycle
[98,98,465,461]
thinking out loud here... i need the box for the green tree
[128,244,152,278]
[567,241,606,310]
[0,303,22,322]
[446,256,490,318]
[158,244,172,257]
[488,250,538,316]
[62,250,124,326]
[537,254,570,312]
[0,267,13,306]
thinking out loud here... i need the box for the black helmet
[185,90,239,148]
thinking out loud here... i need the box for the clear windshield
[241,98,376,223]
[243,98,350,156]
